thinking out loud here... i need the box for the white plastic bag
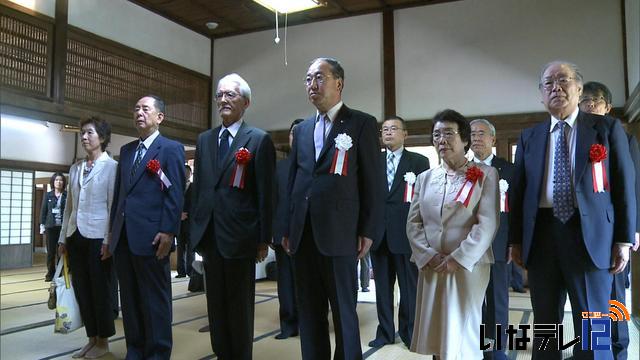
[54,255,82,334]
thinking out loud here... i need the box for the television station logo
[480,300,630,352]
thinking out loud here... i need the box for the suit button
[305,196,309,200]
[122,212,125,216]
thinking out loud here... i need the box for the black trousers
[202,220,256,360]
[370,243,418,347]
[46,226,62,277]
[66,231,116,338]
[274,244,298,335]
[176,231,194,276]
[610,263,630,360]
[293,218,362,360]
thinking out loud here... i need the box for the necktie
[130,142,145,180]
[387,152,396,190]
[314,114,327,161]
[553,121,574,223]
[218,129,230,164]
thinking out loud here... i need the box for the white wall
[213,13,383,131]
[1,114,76,165]
[6,0,54,17]
[626,0,640,91]
[67,0,211,75]
[395,0,625,119]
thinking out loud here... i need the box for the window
[0,170,34,245]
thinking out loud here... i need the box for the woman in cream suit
[407,109,499,360]
[58,117,117,359]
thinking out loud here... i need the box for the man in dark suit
[509,61,635,360]
[282,57,383,360]
[579,81,640,360]
[190,73,275,360]
[109,95,185,359]
[176,164,193,278]
[272,118,303,340]
[367,116,429,349]
[470,118,514,360]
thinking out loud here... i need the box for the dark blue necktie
[218,129,230,164]
[130,142,144,180]
[553,121,574,223]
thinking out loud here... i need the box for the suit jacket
[627,133,640,232]
[190,122,275,259]
[40,190,67,228]
[109,134,185,256]
[272,157,291,245]
[373,149,429,254]
[180,182,192,238]
[489,156,514,262]
[59,152,117,243]
[407,162,499,271]
[285,104,384,256]
[509,111,636,269]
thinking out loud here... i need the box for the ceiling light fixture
[253,0,324,14]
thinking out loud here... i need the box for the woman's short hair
[432,109,471,152]
[80,116,112,151]
[49,172,67,190]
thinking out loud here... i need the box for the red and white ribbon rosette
[330,133,352,176]
[230,148,252,189]
[590,144,609,193]
[499,179,509,213]
[403,172,416,202]
[454,166,483,207]
[146,159,172,190]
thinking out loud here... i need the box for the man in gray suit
[190,73,275,360]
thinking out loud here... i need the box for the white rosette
[331,133,353,175]
[499,179,509,212]
[403,172,417,202]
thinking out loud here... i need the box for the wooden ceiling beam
[328,0,351,15]
[192,0,245,32]
[128,0,210,36]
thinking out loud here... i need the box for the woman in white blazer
[58,117,117,359]
[407,110,499,360]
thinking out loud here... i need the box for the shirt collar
[473,153,494,166]
[550,106,579,133]
[317,101,343,123]
[140,130,160,149]
[220,119,243,139]
[387,146,404,158]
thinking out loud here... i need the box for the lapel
[316,105,349,164]
[574,112,596,185]
[213,123,252,186]
[82,155,106,186]
[209,127,221,172]
[128,136,162,192]
[530,120,550,198]
[389,150,410,197]
[119,143,134,189]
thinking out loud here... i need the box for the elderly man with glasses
[190,73,276,360]
[509,62,635,360]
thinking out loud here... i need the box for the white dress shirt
[133,130,161,166]
[218,119,243,147]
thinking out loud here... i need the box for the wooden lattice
[0,10,52,97]
[65,28,209,130]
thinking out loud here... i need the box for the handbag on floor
[47,280,57,310]
[54,255,82,334]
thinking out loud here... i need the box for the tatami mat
[1,262,637,359]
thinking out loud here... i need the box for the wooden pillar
[209,36,215,129]
[52,0,68,103]
[382,10,395,120]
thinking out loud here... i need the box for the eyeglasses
[432,130,459,141]
[304,73,333,87]
[215,90,240,101]
[579,96,607,105]
[381,126,404,133]
[540,76,575,90]
[470,131,492,138]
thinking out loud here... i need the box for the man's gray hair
[538,60,584,88]
[218,73,252,102]
[470,118,496,137]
